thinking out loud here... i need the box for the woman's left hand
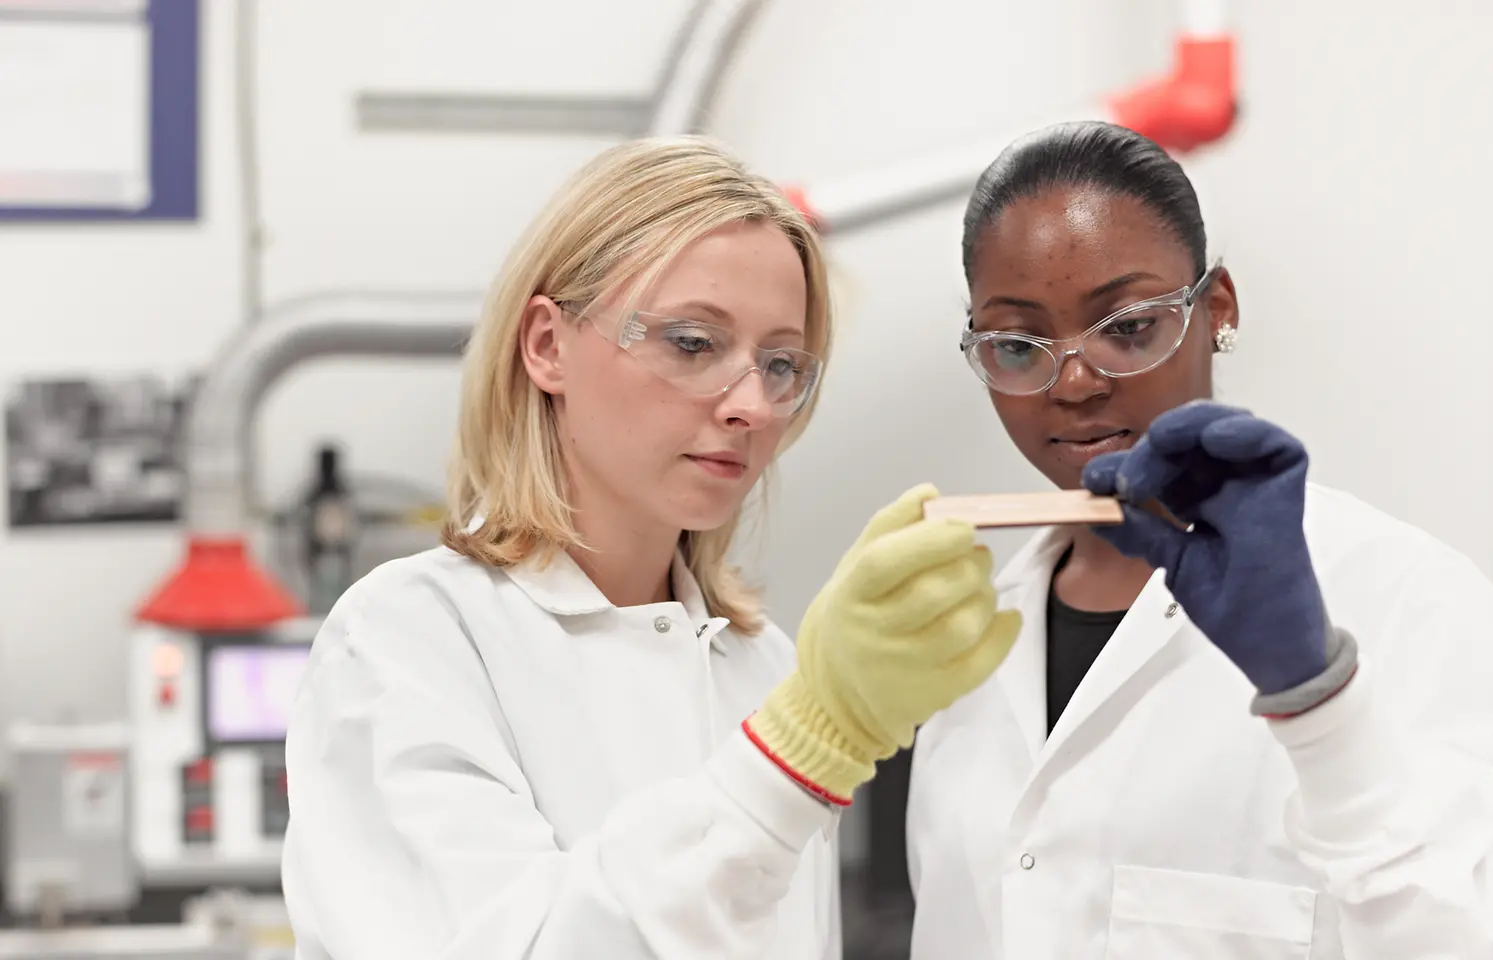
[1081,401,1334,699]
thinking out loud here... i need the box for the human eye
[662,324,719,356]
[1103,313,1159,341]
[990,336,1041,369]
[765,351,802,378]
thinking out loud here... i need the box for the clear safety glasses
[562,305,823,418]
[960,260,1223,397]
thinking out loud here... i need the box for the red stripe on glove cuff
[740,716,854,808]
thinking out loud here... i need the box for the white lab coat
[281,545,841,960]
[907,482,1493,959]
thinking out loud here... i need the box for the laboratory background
[1,0,1491,957]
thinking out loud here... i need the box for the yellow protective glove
[744,484,1022,805]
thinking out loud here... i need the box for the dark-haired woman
[905,121,1493,958]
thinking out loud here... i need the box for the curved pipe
[792,105,1105,235]
[791,45,1237,233]
[182,291,482,536]
[646,0,768,136]
[785,0,1235,237]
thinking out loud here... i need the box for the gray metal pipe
[803,105,1104,237]
[353,0,766,138]
[182,291,482,536]
[645,0,768,136]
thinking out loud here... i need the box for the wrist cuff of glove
[744,674,877,807]
[1250,625,1359,719]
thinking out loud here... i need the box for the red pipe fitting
[1109,36,1238,153]
[779,184,823,231]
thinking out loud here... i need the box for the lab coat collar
[498,539,730,652]
[466,513,730,650]
[501,547,710,620]
[503,549,615,616]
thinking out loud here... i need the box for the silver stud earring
[1213,324,1237,354]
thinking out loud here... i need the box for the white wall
[1182,4,1493,559]
[2,0,1491,808]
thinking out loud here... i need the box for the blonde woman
[281,136,1022,960]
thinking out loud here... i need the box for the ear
[1206,266,1240,340]
[519,295,568,395]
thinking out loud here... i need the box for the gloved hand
[744,484,1022,805]
[1081,401,1354,713]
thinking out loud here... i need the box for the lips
[686,454,748,480]
[1049,428,1134,468]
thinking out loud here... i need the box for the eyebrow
[1085,271,1166,302]
[978,271,1167,313]
[656,299,804,341]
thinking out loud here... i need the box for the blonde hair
[441,135,833,634]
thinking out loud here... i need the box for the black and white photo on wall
[5,374,199,528]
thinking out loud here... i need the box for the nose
[715,367,775,429]
[1047,349,1110,404]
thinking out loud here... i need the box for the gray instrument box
[4,722,136,919]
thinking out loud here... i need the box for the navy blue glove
[1081,402,1339,701]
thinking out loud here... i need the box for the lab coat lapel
[1039,570,1186,765]
[997,565,1189,849]
[993,530,1072,763]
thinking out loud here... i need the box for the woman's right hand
[744,484,1022,805]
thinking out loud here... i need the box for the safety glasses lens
[618,315,821,414]
[1082,305,1187,375]
[966,336,1056,396]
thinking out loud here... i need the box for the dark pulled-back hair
[962,120,1207,282]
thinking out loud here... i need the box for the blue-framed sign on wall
[0,0,200,222]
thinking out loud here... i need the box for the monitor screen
[204,644,311,745]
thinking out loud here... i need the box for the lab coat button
[1165,601,1180,618]
[1019,853,1035,870]
[653,616,672,633]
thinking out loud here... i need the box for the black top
[1046,548,1128,736]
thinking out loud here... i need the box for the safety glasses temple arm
[1187,258,1226,306]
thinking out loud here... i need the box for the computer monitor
[201,641,311,749]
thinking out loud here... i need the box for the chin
[653,481,744,532]
[673,500,746,533]
[665,465,764,532]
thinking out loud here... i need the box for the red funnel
[136,536,303,632]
